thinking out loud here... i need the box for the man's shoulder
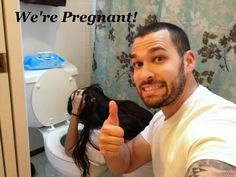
[195,85,236,113]
[151,111,164,123]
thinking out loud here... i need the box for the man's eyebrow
[131,46,167,59]
[148,46,167,53]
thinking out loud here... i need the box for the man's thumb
[107,100,119,126]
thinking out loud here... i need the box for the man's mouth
[141,82,165,92]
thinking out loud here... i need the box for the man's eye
[132,62,143,69]
[154,56,165,62]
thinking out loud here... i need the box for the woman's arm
[65,114,80,156]
[65,89,84,156]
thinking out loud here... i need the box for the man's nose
[140,65,155,81]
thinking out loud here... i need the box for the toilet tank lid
[24,62,78,84]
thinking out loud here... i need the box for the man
[99,22,236,177]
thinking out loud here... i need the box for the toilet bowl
[24,63,107,177]
[42,124,107,177]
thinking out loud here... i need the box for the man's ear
[184,50,196,72]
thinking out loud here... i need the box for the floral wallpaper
[92,0,236,107]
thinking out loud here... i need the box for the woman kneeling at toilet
[65,84,154,177]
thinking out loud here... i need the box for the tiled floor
[31,152,50,177]
[30,151,122,177]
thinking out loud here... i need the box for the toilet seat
[45,125,82,176]
[32,68,77,126]
[45,125,74,162]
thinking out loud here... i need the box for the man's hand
[99,100,125,157]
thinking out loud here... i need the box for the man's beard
[139,61,186,108]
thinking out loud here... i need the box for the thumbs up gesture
[99,101,125,157]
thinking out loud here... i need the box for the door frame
[0,0,30,176]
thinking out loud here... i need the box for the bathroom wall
[20,0,96,152]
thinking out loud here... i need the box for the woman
[65,84,153,177]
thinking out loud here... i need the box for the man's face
[131,30,186,108]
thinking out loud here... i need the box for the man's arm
[99,101,151,174]
[125,133,152,172]
[102,133,151,174]
[185,159,236,177]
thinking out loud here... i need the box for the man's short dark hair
[135,22,191,57]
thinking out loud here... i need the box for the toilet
[24,62,108,177]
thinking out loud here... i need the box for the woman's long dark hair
[67,84,153,177]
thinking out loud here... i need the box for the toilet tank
[24,62,78,127]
